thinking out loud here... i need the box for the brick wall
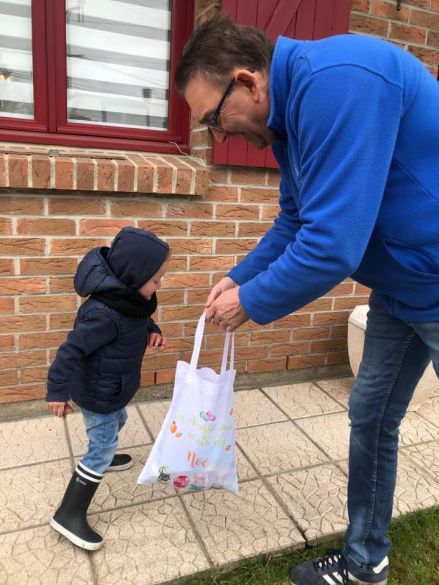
[0,0,437,406]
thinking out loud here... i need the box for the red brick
[189,255,234,271]
[0,277,46,295]
[390,22,427,43]
[190,221,235,237]
[157,290,185,305]
[49,313,76,330]
[370,0,410,21]
[287,354,326,369]
[0,237,45,256]
[410,8,439,30]
[21,366,49,383]
[0,315,45,333]
[8,155,29,188]
[17,218,75,235]
[173,163,193,195]
[18,294,77,313]
[49,198,105,216]
[162,272,210,288]
[0,350,45,369]
[331,324,349,338]
[0,155,6,187]
[97,160,116,191]
[326,351,350,365]
[298,298,333,312]
[55,157,74,190]
[206,186,239,202]
[0,298,14,314]
[216,238,258,254]
[50,238,106,256]
[216,204,259,220]
[230,168,266,185]
[292,326,330,341]
[155,162,174,194]
[75,158,94,191]
[351,0,371,11]
[19,331,67,350]
[139,370,155,386]
[405,0,433,7]
[155,368,175,384]
[250,329,291,344]
[432,0,439,11]
[50,276,74,293]
[190,128,209,148]
[20,257,76,275]
[428,29,439,47]
[334,295,371,309]
[79,219,132,235]
[167,238,212,254]
[314,311,350,325]
[0,383,46,403]
[209,168,229,184]
[138,220,187,236]
[350,13,390,36]
[137,162,155,193]
[0,259,14,275]
[0,335,15,351]
[240,187,279,204]
[0,218,12,235]
[116,160,135,192]
[408,45,439,66]
[270,341,310,357]
[247,357,287,373]
[166,202,213,219]
[31,155,51,189]
[161,304,204,321]
[261,206,279,220]
[111,200,163,218]
[0,370,18,386]
[238,222,271,236]
[311,338,347,353]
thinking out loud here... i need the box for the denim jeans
[80,407,128,475]
[344,293,439,567]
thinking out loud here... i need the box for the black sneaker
[107,454,133,472]
[289,549,389,585]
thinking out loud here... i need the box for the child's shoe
[289,549,389,585]
[108,453,133,471]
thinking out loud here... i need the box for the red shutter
[212,0,353,168]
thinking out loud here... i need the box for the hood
[106,227,169,289]
[74,247,123,297]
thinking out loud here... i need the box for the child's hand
[48,400,73,417]
[148,333,167,350]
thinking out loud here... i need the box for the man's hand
[205,276,236,309]
[204,286,249,332]
[48,400,73,417]
[148,333,167,350]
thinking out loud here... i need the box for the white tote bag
[138,314,238,494]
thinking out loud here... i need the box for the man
[175,14,439,585]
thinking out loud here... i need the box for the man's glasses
[206,78,235,130]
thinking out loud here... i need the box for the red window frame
[0,0,194,154]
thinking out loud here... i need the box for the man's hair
[175,14,274,93]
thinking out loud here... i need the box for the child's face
[138,260,169,300]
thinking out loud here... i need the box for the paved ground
[1,376,439,585]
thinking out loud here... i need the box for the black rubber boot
[50,464,103,550]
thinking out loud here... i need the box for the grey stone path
[1,377,438,584]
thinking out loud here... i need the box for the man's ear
[234,69,259,100]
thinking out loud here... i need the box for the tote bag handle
[190,314,234,374]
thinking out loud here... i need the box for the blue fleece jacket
[229,34,439,324]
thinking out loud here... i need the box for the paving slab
[295,411,350,461]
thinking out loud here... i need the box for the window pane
[65,0,171,131]
[0,0,34,119]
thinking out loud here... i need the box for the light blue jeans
[345,292,439,567]
[80,407,128,475]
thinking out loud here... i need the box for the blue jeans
[80,407,128,475]
[345,293,439,567]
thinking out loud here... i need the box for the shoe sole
[50,518,103,551]
[107,460,133,472]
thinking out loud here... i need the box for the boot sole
[50,518,103,551]
[290,579,388,585]
[107,460,133,472]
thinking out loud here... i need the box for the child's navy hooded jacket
[46,228,169,414]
